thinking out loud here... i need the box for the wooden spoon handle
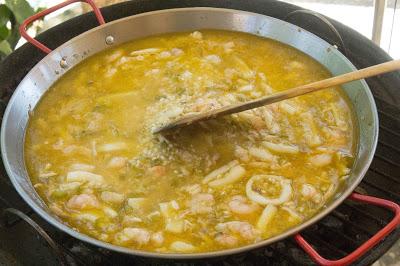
[154,59,400,133]
[211,59,400,117]
[285,59,400,96]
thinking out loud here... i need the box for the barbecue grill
[0,0,399,265]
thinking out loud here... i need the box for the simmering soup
[25,30,354,253]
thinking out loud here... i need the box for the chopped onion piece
[106,50,123,62]
[127,198,145,209]
[130,48,161,56]
[248,147,275,161]
[101,191,125,204]
[209,165,246,188]
[39,172,57,178]
[59,182,81,192]
[262,141,299,154]
[256,204,277,232]
[151,231,164,247]
[70,163,95,171]
[159,200,180,217]
[246,175,292,205]
[279,101,298,114]
[107,157,128,169]
[103,206,118,218]
[234,145,250,162]
[190,31,202,39]
[170,241,196,252]
[203,160,238,184]
[122,215,143,226]
[66,171,104,187]
[165,219,184,233]
[309,153,332,167]
[97,142,128,152]
[281,206,303,221]
[74,212,101,223]
[91,140,97,156]
[119,228,150,245]
[158,51,171,58]
[204,55,222,64]
[324,174,339,200]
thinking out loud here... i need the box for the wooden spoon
[154,59,400,134]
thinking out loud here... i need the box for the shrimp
[216,221,259,241]
[151,231,164,247]
[228,195,260,215]
[309,153,332,167]
[170,241,196,252]
[66,194,100,210]
[182,184,202,195]
[66,171,104,187]
[234,145,250,162]
[107,157,127,169]
[189,193,214,214]
[215,233,238,247]
[122,215,143,226]
[147,165,167,177]
[301,184,323,204]
[117,228,150,246]
[101,191,125,204]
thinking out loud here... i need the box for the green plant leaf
[0,40,12,55]
[5,0,35,24]
[7,24,20,49]
[0,26,10,40]
[35,7,46,13]
[0,4,12,26]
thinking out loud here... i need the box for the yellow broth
[25,30,354,253]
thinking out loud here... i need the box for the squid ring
[246,175,292,205]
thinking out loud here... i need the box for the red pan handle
[294,193,400,266]
[19,0,105,54]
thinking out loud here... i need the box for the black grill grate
[0,1,399,265]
